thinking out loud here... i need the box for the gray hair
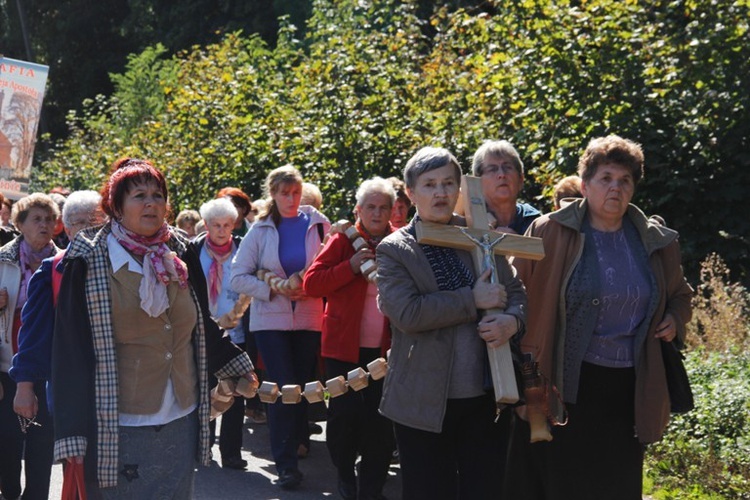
[471,140,524,177]
[355,177,396,207]
[403,147,462,190]
[62,190,102,227]
[200,197,238,224]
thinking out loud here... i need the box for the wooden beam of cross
[415,175,544,405]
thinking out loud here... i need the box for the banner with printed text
[0,56,49,199]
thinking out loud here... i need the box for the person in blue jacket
[10,190,106,419]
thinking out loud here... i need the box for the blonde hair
[301,182,323,209]
[259,165,304,225]
[552,175,582,209]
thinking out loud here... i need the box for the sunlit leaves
[32,0,749,283]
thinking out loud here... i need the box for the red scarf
[204,237,234,310]
[355,219,393,249]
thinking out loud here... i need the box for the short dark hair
[578,135,644,184]
[387,176,411,208]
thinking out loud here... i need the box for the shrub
[687,253,750,354]
[645,254,750,499]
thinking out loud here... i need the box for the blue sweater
[511,202,542,235]
[9,255,60,410]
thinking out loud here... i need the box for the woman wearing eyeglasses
[472,140,541,235]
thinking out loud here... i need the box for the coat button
[165,352,173,360]
[592,298,600,306]
[165,324,172,331]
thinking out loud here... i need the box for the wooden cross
[415,175,545,405]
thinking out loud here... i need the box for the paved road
[44,417,403,499]
[38,418,657,500]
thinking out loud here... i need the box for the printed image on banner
[0,56,49,199]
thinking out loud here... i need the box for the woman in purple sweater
[229,165,330,490]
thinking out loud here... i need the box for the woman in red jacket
[303,177,396,500]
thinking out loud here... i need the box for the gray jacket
[376,219,526,432]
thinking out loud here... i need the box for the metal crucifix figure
[415,175,545,405]
[458,229,507,284]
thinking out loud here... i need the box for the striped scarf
[406,217,474,291]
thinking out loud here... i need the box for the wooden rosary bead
[217,294,251,329]
[366,358,388,381]
[235,377,258,398]
[326,375,348,398]
[360,259,377,282]
[347,367,369,391]
[211,386,233,404]
[258,381,280,404]
[217,378,236,398]
[352,237,369,252]
[281,385,302,404]
[303,381,325,404]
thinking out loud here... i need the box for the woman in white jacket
[230,165,330,490]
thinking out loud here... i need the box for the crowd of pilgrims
[0,135,692,500]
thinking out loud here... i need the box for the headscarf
[110,220,188,317]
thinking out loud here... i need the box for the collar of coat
[0,235,22,263]
[66,223,188,262]
[549,198,679,254]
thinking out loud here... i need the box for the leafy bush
[645,254,750,499]
[31,0,749,283]
[645,349,750,499]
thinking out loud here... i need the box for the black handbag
[661,341,694,413]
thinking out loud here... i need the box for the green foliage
[644,253,750,498]
[22,2,750,496]
[645,349,750,498]
[30,45,178,194]
[109,44,178,141]
[31,0,750,283]
[275,0,427,218]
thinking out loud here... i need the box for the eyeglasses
[481,164,518,176]
[68,213,106,228]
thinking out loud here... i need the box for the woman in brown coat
[506,135,693,500]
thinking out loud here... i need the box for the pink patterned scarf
[18,239,58,307]
[204,237,234,310]
[110,220,188,317]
